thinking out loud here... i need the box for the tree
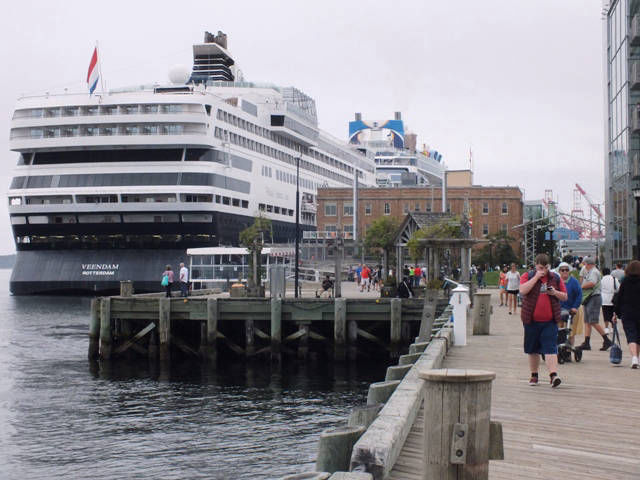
[364,216,401,280]
[483,231,519,267]
[239,215,272,289]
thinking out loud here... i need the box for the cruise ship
[7,31,376,294]
[348,112,444,188]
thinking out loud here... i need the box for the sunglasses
[559,269,569,272]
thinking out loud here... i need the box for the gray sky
[0,0,604,254]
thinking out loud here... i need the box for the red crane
[575,183,604,221]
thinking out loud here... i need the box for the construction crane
[575,184,604,239]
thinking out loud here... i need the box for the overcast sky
[0,0,605,254]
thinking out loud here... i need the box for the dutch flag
[86,47,99,95]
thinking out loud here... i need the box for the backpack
[161,274,169,287]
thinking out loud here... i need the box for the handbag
[582,279,601,305]
[610,323,622,365]
[161,274,169,287]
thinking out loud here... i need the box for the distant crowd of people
[161,262,190,298]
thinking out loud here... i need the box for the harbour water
[0,269,386,479]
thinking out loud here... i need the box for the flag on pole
[86,47,99,95]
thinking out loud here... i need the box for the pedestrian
[577,257,612,351]
[611,262,625,283]
[519,253,568,387]
[179,262,189,298]
[319,274,333,298]
[600,267,620,335]
[476,266,484,289]
[356,264,362,285]
[360,264,370,292]
[613,260,640,368]
[558,262,582,346]
[499,265,508,306]
[505,263,520,315]
[397,276,414,298]
[414,265,421,287]
[161,265,174,298]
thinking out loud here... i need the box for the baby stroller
[557,311,582,364]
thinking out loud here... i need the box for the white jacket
[601,274,619,306]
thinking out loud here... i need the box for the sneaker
[605,327,611,335]
[529,375,538,386]
[551,375,562,388]
[599,337,612,351]
[578,341,591,351]
[632,357,639,369]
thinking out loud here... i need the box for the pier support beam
[158,298,171,363]
[334,298,346,361]
[88,298,100,361]
[206,298,218,367]
[245,319,255,356]
[271,297,282,362]
[348,319,358,361]
[390,298,402,358]
[99,298,112,360]
[298,324,310,359]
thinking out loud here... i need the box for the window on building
[446,203,451,213]
[325,203,337,216]
[482,224,489,236]
[365,203,372,215]
[343,202,354,216]
[501,223,508,233]
[482,202,489,215]
[384,203,391,215]
[501,202,508,215]
[426,202,432,213]
[414,203,420,212]
[325,224,337,233]
[403,203,409,214]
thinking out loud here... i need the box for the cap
[557,262,571,270]
[584,257,595,265]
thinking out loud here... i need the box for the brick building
[316,183,524,255]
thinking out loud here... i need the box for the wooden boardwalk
[390,290,640,479]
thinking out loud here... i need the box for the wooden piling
[120,280,134,297]
[206,298,218,367]
[245,319,255,356]
[158,297,171,362]
[271,297,282,362]
[334,298,347,361]
[420,368,496,479]
[298,324,309,359]
[348,319,358,361]
[390,298,402,358]
[88,298,100,360]
[148,329,158,360]
[99,297,112,360]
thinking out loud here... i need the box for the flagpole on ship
[96,40,106,95]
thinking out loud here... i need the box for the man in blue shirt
[558,262,582,346]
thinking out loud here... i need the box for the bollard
[449,285,471,346]
[119,280,134,297]
[316,426,365,473]
[419,368,500,479]
[366,380,400,406]
[472,292,493,335]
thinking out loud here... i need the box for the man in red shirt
[519,253,568,387]
[360,264,370,292]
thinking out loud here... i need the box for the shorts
[499,285,506,290]
[583,294,602,324]
[621,317,640,344]
[361,278,368,286]
[602,305,615,324]
[507,289,519,295]
[524,320,558,355]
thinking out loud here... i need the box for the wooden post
[245,318,255,356]
[298,324,309,359]
[473,292,492,335]
[120,280,134,297]
[148,329,158,361]
[334,298,347,361]
[334,239,342,298]
[348,319,358,361]
[271,297,282,362]
[88,298,100,360]
[461,247,470,284]
[418,288,437,342]
[390,298,402,358]
[99,297,112,360]
[420,369,496,480]
[206,298,218,367]
[158,297,171,363]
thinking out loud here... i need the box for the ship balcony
[301,201,317,214]
[632,16,640,47]
[11,112,207,129]
[631,61,640,91]
[270,114,318,147]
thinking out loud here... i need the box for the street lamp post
[295,155,300,298]
[548,223,556,268]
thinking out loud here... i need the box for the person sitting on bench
[318,275,334,298]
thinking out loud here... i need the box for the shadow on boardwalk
[443,291,640,479]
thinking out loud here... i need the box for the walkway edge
[350,325,453,480]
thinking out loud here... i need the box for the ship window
[141,104,158,114]
[215,195,221,203]
[274,206,280,214]
[10,216,26,225]
[259,203,265,211]
[205,105,212,115]
[242,200,249,208]
[9,197,22,206]
[222,197,230,205]
[232,198,240,207]
[86,106,99,116]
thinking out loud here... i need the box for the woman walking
[505,263,521,315]
[162,265,174,298]
[613,260,640,369]
[600,267,619,335]
[499,265,508,306]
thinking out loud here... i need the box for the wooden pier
[88,288,448,365]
